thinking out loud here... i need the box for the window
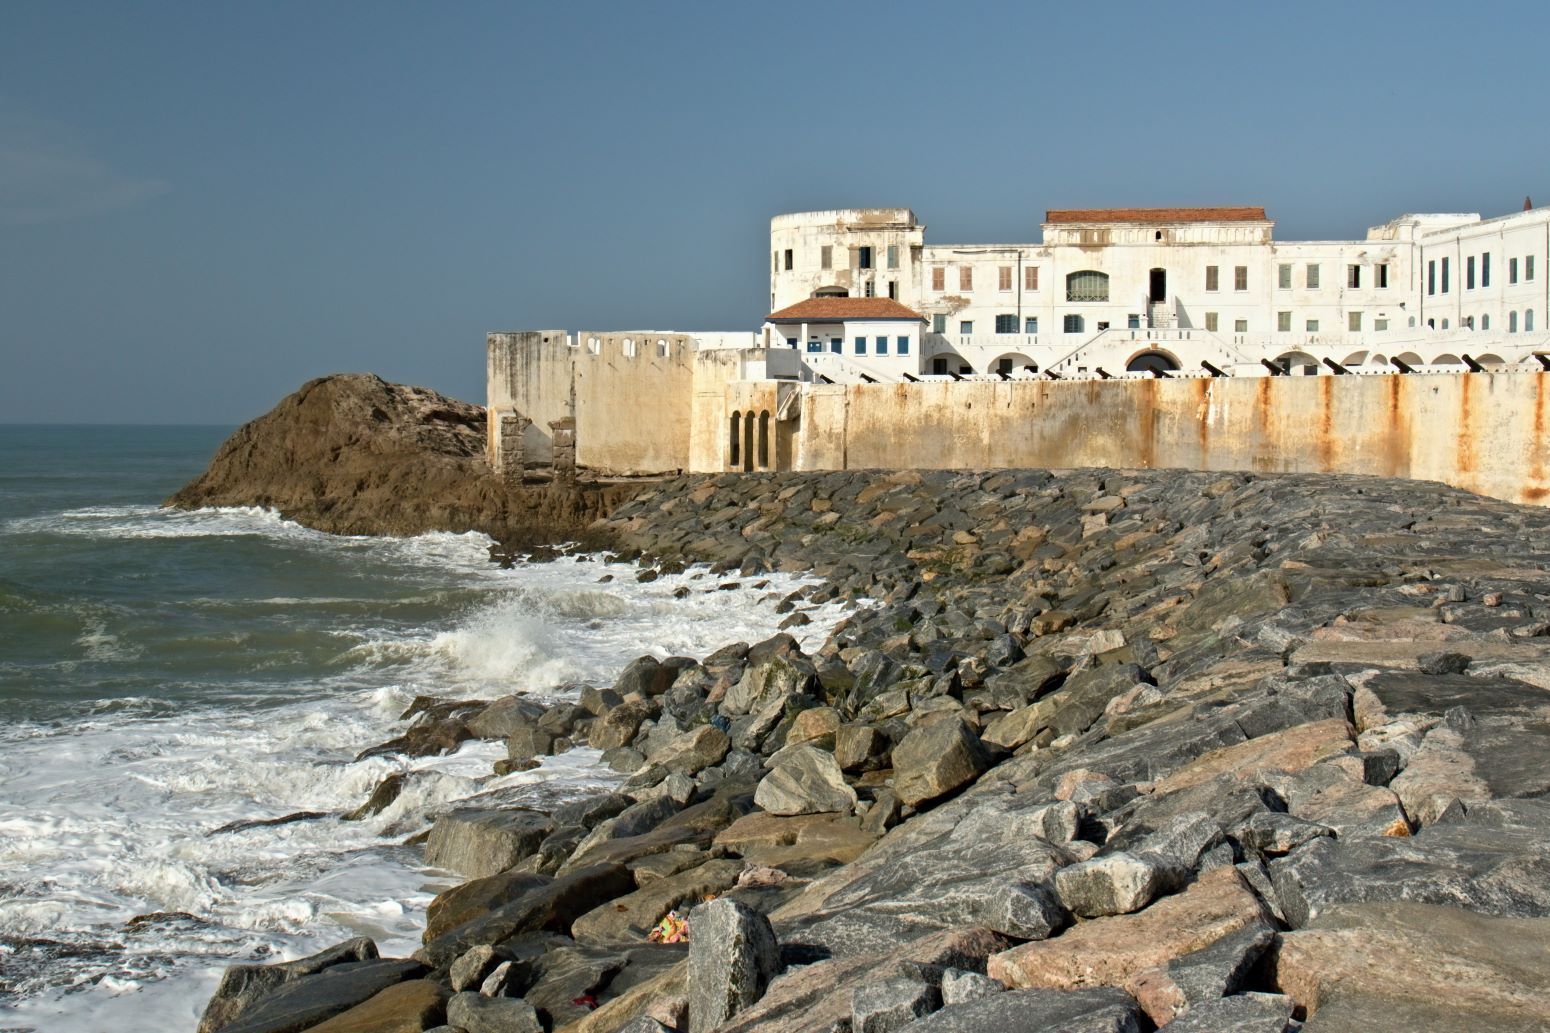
[887,245,899,269]
[1463,316,1474,330]
[1206,265,1220,291]
[1234,266,1248,291]
[1347,264,1361,289]
[830,337,842,353]
[876,336,888,354]
[1063,314,1084,333]
[994,314,1018,334]
[1428,260,1436,296]
[820,245,832,270]
[1481,315,1490,330]
[864,280,875,298]
[932,267,945,291]
[784,249,793,271]
[1510,311,1519,333]
[1349,311,1362,332]
[1442,318,1450,329]
[1025,266,1039,291]
[1024,316,1038,333]
[1377,263,1389,288]
[858,246,873,269]
[1375,318,1389,331]
[1277,311,1292,332]
[1307,264,1321,289]
[1306,319,1320,332]
[1466,256,1476,290]
[932,314,946,333]
[1442,256,1450,293]
[959,320,973,334]
[1234,318,1248,333]
[1527,310,1536,331]
[854,336,865,355]
[806,339,822,353]
[1205,312,1219,332]
[785,338,797,348]
[998,266,1012,291]
[1127,314,1141,329]
[897,336,910,355]
[959,266,973,290]
[1482,253,1490,288]
[1278,264,1292,289]
[1528,256,1537,280]
[1066,270,1110,302]
[888,281,897,300]
[1510,258,1519,284]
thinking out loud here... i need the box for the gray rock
[424,809,554,880]
[836,723,892,772]
[521,944,627,1028]
[448,944,497,992]
[688,898,782,1031]
[198,937,380,1033]
[755,745,858,816]
[216,959,426,1033]
[1054,852,1167,918]
[891,720,989,808]
[654,724,732,775]
[853,977,941,1033]
[901,986,1141,1032]
[1234,811,1334,858]
[446,990,543,1033]
[478,959,515,997]
[1162,993,1297,1032]
[553,793,633,830]
[1152,923,1277,1020]
[468,696,547,741]
[724,653,819,716]
[939,969,1003,1006]
[590,700,656,751]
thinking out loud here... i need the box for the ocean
[0,426,844,1031]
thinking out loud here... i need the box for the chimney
[1527,196,1534,211]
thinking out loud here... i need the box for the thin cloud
[0,102,168,226]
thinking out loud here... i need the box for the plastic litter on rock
[648,910,690,944]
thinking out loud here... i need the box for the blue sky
[2,0,1547,423]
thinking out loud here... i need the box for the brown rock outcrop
[166,373,637,540]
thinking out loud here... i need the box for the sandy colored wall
[488,331,574,465]
[792,371,1550,506]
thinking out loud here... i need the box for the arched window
[729,412,741,468]
[1066,270,1110,302]
[1125,350,1180,374]
[1482,314,1490,331]
[1528,310,1537,332]
[757,411,770,469]
[1510,311,1519,333]
[1441,319,1450,330]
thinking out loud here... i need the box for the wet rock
[590,700,657,751]
[713,811,876,868]
[651,724,731,775]
[214,959,427,1033]
[424,809,554,880]
[199,937,380,1033]
[343,773,408,822]
[687,898,782,1031]
[755,745,858,816]
[835,723,892,772]
[467,696,548,741]
[891,720,989,808]
[522,944,628,1028]
[299,980,446,1033]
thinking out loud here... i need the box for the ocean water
[0,426,846,1032]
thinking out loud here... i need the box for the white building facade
[767,204,1550,381]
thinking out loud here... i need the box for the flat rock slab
[300,979,447,1033]
[1270,901,1550,1028]
[988,867,1268,998]
[200,937,379,1033]
[901,986,1142,1033]
[571,858,744,945]
[713,811,875,867]
[1160,993,1296,1033]
[1151,719,1353,795]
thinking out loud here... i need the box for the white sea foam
[0,503,854,1031]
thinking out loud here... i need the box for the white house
[762,297,927,383]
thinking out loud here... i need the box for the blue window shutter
[854,337,865,354]
[897,336,909,354]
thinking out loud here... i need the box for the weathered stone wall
[768,371,1550,506]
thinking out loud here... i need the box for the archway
[1341,350,1370,368]
[729,412,742,469]
[992,352,1035,375]
[1125,349,1181,374]
[1274,350,1319,376]
[1432,353,1463,367]
[1393,352,1424,368]
[742,411,754,472]
[812,285,849,298]
[757,411,771,469]
[1475,353,1506,369]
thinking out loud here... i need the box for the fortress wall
[488,331,573,466]
[798,372,1550,505]
[571,333,699,475]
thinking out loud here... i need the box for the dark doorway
[1149,268,1166,303]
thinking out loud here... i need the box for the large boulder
[213,959,427,1033]
[688,899,782,1031]
[199,937,379,1033]
[891,720,989,808]
[755,746,858,816]
[424,809,554,880]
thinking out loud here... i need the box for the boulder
[835,723,892,772]
[900,987,1142,1033]
[755,745,858,816]
[723,654,819,717]
[425,871,551,943]
[424,809,554,880]
[713,811,876,868]
[448,944,498,992]
[1053,852,1169,918]
[1159,993,1297,1033]
[214,959,427,1033]
[198,937,379,1033]
[891,720,989,808]
[467,696,547,741]
[989,867,1269,998]
[571,859,744,945]
[652,724,731,775]
[1128,924,1276,1025]
[1150,718,1354,795]
[590,700,656,751]
[786,706,841,749]
[445,991,543,1033]
[1269,901,1550,1028]
[687,899,783,1032]
[298,980,446,1033]
[851,977,940,1033]
[939,969,1004,1006]
[521,944,628,1028]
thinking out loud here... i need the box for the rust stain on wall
[1456,375,1477,475]
[1316,376,1335,471]
[1381,375,1408,477]
[1193,378,1211,461]
[1137,380,1157,470]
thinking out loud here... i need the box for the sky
[2,1,1548,424]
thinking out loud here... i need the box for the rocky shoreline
[196,467,1550,1033]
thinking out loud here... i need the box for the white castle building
[762,203,1550,382]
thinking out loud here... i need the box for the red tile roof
[766,297,926,322]
[1045,207,1268,224]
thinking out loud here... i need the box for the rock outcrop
[166,373,636,540]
